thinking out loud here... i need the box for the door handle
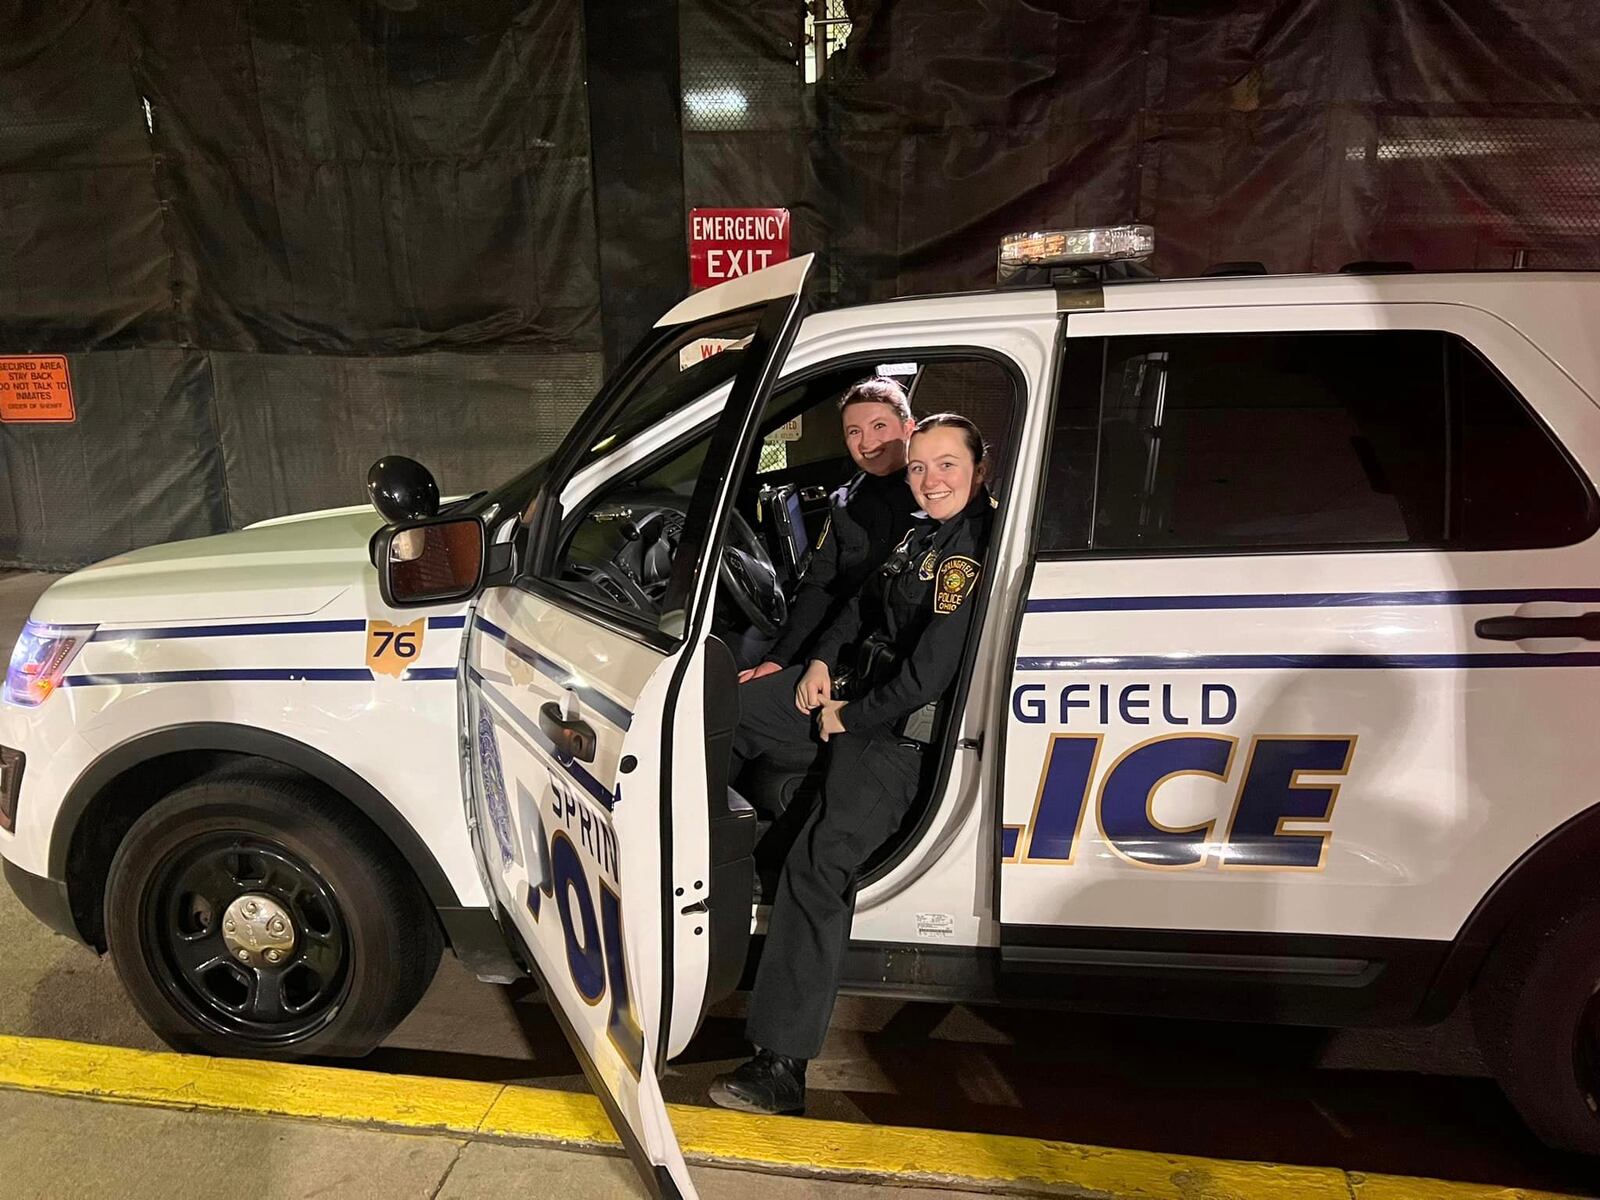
[799,486,828,502]
[1475,613,1600,641]
[539,698,598,762]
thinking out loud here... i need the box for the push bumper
[2,856,84,945]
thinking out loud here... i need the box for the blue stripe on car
[91,619,367,641]
[1015,653,1600,671]
[1024,587,1600,615]
[64,668,375,685]
[472,616,634,730]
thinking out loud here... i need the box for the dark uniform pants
[733,668,923,1060]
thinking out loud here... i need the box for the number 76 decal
[366,618,424,677]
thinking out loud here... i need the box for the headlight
[4,621,96,707]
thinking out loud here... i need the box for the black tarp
[808,0,1600,301]
[210,348,600,526]
[1,0,604,567]
[5,0,1600,568]
[0,349,227,569]
[125,0,602,355]
[0,1,175,349]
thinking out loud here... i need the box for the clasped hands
[794,659,846,741]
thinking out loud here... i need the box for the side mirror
[367,456,441,523]
[376,517,486,608]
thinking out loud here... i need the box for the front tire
[105,767,441,1060]
[1471,889,1600,1154]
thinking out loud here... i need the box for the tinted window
[1450,340,1594,548]
[1037,330,1594,554]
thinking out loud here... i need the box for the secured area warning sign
[689,208,791,289]
[0,356,76,423]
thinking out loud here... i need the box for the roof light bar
[998,225,1155,283]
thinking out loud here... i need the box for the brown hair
[837,376,913,423]
[912,412,987,466]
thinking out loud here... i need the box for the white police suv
[5,232,1600,1196]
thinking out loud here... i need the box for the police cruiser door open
[376,258,810,1196]
[10,234,1600,1175]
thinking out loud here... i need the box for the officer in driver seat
[737,376,919,691]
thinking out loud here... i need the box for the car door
[1000,301,1600,987]
[464,257,811,1199]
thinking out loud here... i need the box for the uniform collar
[855,466,906,491]
[931,486,992,526]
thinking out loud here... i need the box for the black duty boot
[708,1048,807,1115]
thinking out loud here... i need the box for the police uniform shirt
[765,469,919,667]
[810,487,995,734]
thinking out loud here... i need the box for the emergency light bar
[997,224,1155,284]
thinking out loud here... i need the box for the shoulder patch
[933,555,981,615]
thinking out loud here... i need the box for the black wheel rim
[143,834,351,1046]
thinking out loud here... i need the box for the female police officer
[712,413,995,1115]
[738,376,918,683]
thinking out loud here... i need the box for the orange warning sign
[0,356,75,423]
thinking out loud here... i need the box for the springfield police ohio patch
[934,555,980,614]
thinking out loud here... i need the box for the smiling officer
[738,376,919,683]
[713,413,996,1116]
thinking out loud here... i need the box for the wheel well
[57,726,464,951]
[66,749,240,949]
[1423,802,1600,1020]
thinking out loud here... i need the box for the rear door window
[1039,329,1596,554]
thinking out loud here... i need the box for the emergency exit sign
[689,208,791,289]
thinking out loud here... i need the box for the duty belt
[832,634,932,746]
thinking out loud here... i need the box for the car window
[1449,340,1595,548]
[1037,329,1596,555]
[910,358,1018,492]
[755,395,845,475]
[541,315,760,635]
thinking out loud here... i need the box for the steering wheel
[571,494,787,636]
[719,508,787,637]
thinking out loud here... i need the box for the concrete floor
[1,569,1595,1196]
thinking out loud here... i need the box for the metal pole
[813,0,826,83]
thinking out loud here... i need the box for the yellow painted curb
[1349,1175,1588,1200]
[0,1032,496,1132]
[0,1034,1584,1200]
[663,1102,1349,1198]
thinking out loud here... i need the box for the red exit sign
[689,208,791,289]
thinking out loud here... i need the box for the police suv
[5,231,1600,1196]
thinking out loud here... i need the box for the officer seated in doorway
[739,376,919,696]
[712,413,997,1116]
